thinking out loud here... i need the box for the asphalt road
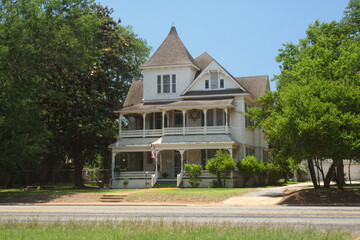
[1,205,360,233]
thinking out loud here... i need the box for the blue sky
[98,0,349,90]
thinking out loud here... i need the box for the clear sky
[98,0,349,90]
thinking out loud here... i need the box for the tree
[184,164,202,188]
[248,1,360,190]
[0,0,150,188]
[237,155,260,187]
[206,150,236,187]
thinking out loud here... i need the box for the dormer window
[220,79,224,88]
[210,72,218,89]
[205,80,209,89]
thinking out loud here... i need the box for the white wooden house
[109,24,270,188]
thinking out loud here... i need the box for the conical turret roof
[141,25,197,68]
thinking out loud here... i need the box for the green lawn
[0,220,354,240]
[0,183,134,201]
[126,188,251,203]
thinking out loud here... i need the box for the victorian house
[109,24,270,188]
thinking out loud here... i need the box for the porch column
[111,151,116,180]
[159,151,162,172]
[119,114,122,139]
[142,113,146,138]
[182,110,186,135]
[224,108,228,134]
[162,111,165,136]
[179,150,185,172]
[228,148,233,158]
[155,151,159,172]
[203,109,207,135]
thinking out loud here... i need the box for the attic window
[205,80,209,89]
[210,72,218,89]
[220,79,224,88]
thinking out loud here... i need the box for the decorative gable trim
[181,60,246,96]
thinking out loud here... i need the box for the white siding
[143,66,197,102]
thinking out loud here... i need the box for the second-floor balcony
[116,98,234,139]
[121,125,230,138]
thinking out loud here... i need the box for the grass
[0,220,355,240]
[126,188,251,203]
[0,182,135,202]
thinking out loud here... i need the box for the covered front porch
[109,135,239,188]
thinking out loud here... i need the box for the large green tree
[0,0,150,187]
[249,0,360,190]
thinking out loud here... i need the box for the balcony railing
[121,126,229,138]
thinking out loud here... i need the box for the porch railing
[150,171,158,187]
[121,126,229,138]
[176,170,184,187]
[114,171,154,179]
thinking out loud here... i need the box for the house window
[146,152,153,164]
[205,79,209,89]
[163,75,170,93]
[216,109,224,126]
[220,79,224,88]
[210,72,218,89]
[157,75,161,93]
[263,150,268,162]
[245,147,255,156]
[172,75,176,93]
[155,112,162,129]
[207,109,213,126]
[245,104,254,128]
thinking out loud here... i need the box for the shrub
[184,164,202,188]
[206,150,236,187]
[237,155,260,187]
[266,162,282,184]
[122,178,129,185]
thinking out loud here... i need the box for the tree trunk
[6,173,15,189]
[307,159,319,189]
[336,160,344,191]
[348,160,352,185]
[324,162,336,188]
[74,157,85,188]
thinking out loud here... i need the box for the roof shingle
[235,75,270,99]
[140,25,196,68]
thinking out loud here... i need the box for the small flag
[151,144,156,160]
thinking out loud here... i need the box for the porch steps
[153,180,177,188]
[100,194,127,202]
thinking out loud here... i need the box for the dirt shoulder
[280,187,360,205]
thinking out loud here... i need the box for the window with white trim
[210,72,218,89]
[157,75,161,93]
[220,79,224,88]
[205,79,209,89]
[157,74,176,94]
[245,147,255,156]
[172,75,176,93]
[163,75,170,93]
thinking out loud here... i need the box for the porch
[110,144,238,189]
[117,98,234,139]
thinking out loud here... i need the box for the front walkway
[223,182,314,206]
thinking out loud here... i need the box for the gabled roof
[123,81,143,107]
[235,75,270,99]
[193,52,213,78]
[140,25,197,68]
